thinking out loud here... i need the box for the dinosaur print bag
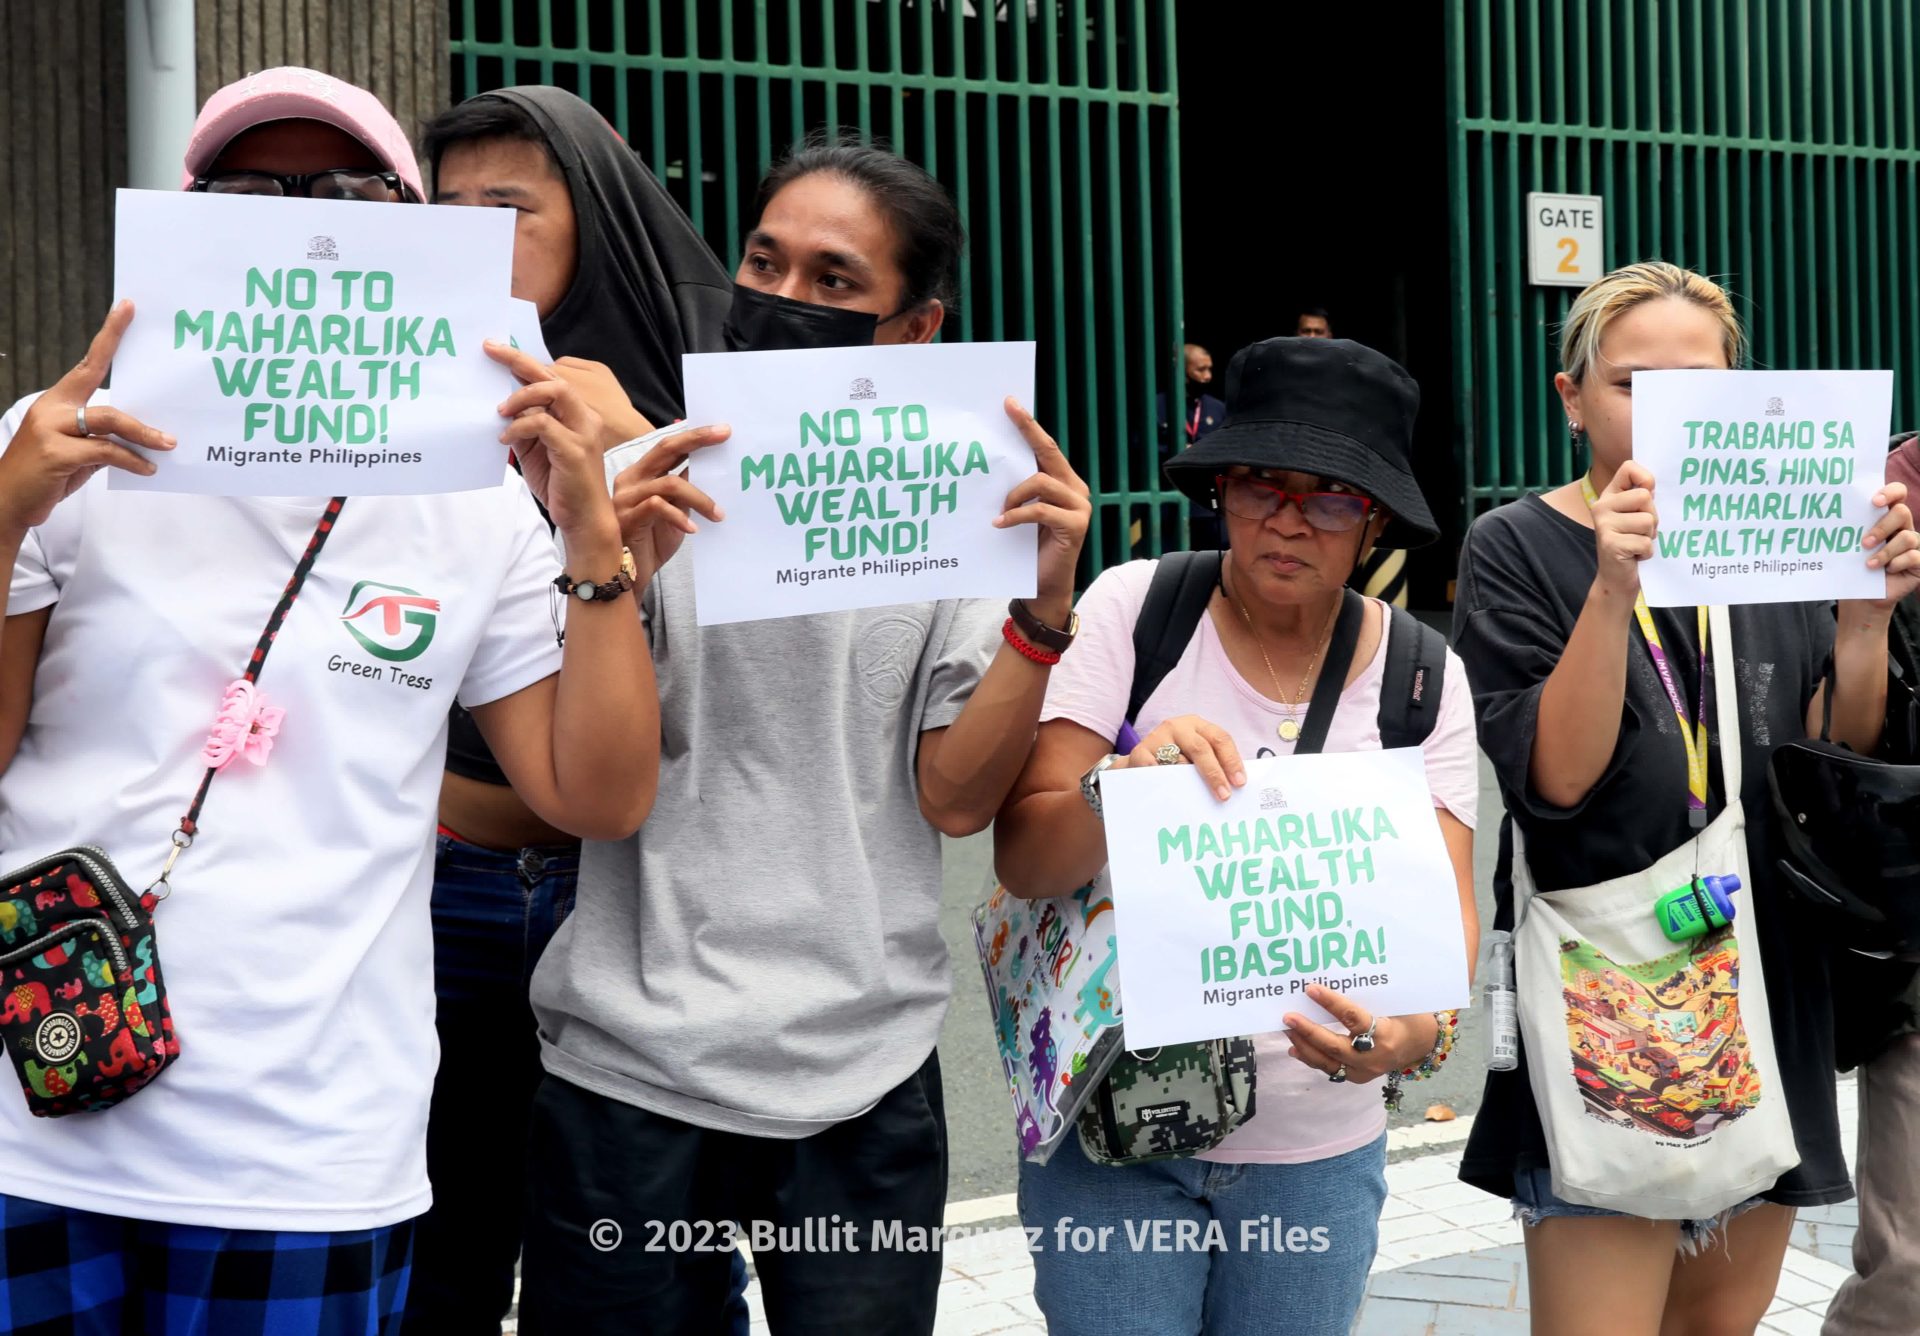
[0,848,178,1116]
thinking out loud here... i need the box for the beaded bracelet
[1382,1009,1460,1111]
[1001,617,1063,666]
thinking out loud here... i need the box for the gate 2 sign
[1527,192,1605,288]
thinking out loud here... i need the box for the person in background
[1159,341,1230,549]
[0,68,657,1335]
[517,137,1092,1336]
[1296,306,1334,338]
[1820,431,1920,1336]
[410,86,737,1335]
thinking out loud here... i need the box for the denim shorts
[1510,1164,1768,1254]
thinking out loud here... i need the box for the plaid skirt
[0,1193,413,1335]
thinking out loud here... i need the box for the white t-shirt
[1041,559,1479,1164]
[0,392,562,1229]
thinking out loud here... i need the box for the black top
[1452,494,1851,1208]
[445,88,731,794]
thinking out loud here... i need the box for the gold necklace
[1229,582,1341,743]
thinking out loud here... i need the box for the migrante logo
[340,580,441,662]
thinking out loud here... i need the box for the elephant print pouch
[0,848,178,1116]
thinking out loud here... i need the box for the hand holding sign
[1590,460,1659,599]
[1285,983,1438,1084]
[610,424,734,585]
[1855,481,1920,611]
[993,398,1092,625]
[0,303,176,535]
[1123,714,1249,803]
[488,341,618,544]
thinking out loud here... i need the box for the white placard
[508,297,554,365]
[1098,748,1470,1049]
[109,189,515,496]
[682,341,1038,625]
[1631,369,1891,607]
[1527,191,1605,287]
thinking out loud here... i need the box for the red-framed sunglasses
[1215,474,1374,531]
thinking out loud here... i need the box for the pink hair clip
[200,680,285,771]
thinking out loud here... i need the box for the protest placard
[109,189,515,496]
[1632,369,1891,607]
[1096,747,1469,1049]
[681,341,1037,625]
[508,297,554,366]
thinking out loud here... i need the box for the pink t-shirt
[1041,559,1480,1164]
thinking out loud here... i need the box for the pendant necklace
[1229,582,1341,743]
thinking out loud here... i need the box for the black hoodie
[443,87,731,793]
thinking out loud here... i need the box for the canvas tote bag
[1510,604,1799,1218]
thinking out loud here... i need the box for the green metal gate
[451,0,1184,575]
[1448,0,1920,515]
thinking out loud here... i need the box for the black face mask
[722,283,881,352]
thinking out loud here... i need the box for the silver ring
[1154,743,1183,765]
[1328,1064,1348,1084]
[1350,1018,1378,1053]
[75,404,90,437]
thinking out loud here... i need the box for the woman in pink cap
[0,68,667,1334]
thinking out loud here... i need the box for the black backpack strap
[1378,604,1448,749]
[1127,551,1222,727]
[1293,589,1366,755]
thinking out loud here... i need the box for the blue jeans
[1018,1132,1388,1336]
[1509,1164,1767,1255]
[404,836,579,1334]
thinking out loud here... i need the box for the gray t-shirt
[530,558,1001,1136]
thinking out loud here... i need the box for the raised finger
[1004,398,1080,486]
[57,301,136,401]
[484,339,554,386]
[75,403,175,451]
[630,424,733,480]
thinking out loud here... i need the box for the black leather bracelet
[1008,597,1077,654]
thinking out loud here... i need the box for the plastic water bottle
[1486,930,1518,1072]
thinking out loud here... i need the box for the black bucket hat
[1162,336,1439,548]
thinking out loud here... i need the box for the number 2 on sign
[1556,236,1581,274]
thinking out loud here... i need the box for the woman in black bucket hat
[993,337,1480,1335]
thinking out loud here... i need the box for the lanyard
[1579,475,1711,827]
[1187,399,1203,443]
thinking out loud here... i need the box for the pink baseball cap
[180,66,425,201]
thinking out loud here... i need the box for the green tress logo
[340,580,441,662]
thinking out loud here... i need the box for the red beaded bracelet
[1002,617,1063,666]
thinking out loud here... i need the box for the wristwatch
[553,566,636,603]
[1079,754,1121,819]
[1008,598,1078,655]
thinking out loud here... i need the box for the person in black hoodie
[407,86,736,1335]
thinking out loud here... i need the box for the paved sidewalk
[737,1075,1861,1335]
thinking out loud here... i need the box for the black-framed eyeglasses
[190,169,405,202]
[1215,473,1374,531]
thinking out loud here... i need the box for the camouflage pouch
[1075,1035,1257,1166]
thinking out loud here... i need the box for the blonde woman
[1453,262,1920,1335]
